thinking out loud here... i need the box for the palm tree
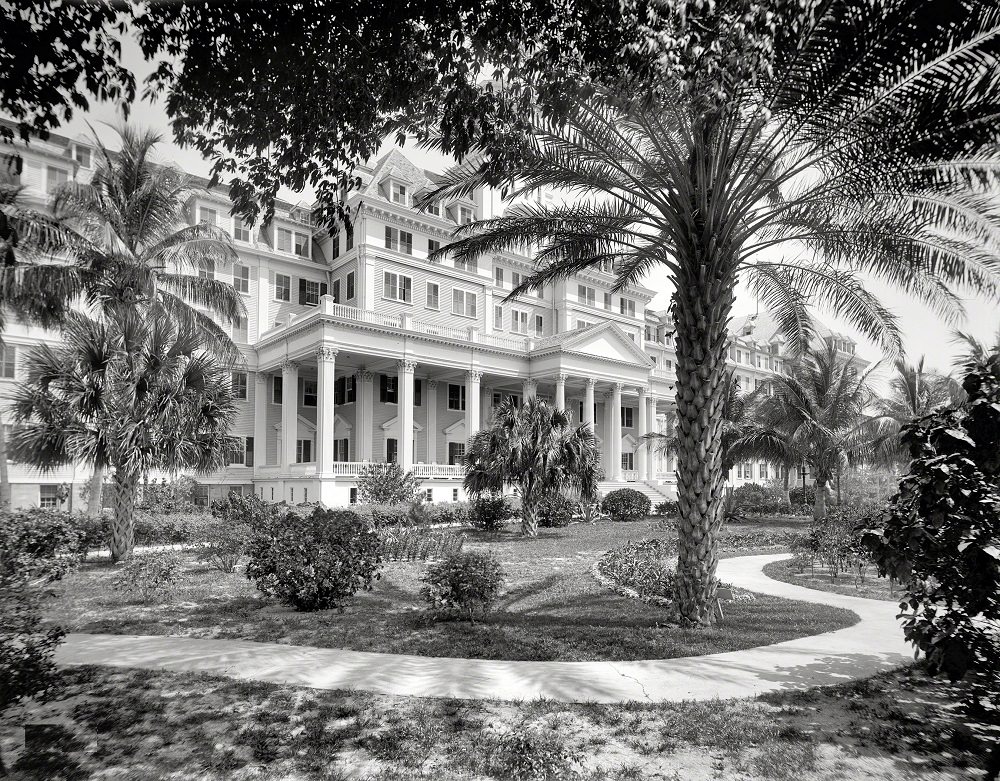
[952,327,1000,369]
[756,343,896,521]
[877,357,962,457]
[8,308,238,561]
[464,397,601,536]
[423,9,1000,623]
[48,125,247,514]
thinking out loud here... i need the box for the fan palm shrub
[424,6,1000,622]
[8,309,239,561]
[464,397,601,536]
[756,343,896,521]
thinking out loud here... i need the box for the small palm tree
[464,397,601,536]
[951,327,1000,370]
[756,343,896,520]
[9,309,239,560]
[878,357,962,455]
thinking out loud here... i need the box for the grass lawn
[763,558,901,602]
[1,663,994,780]
[42,519,856,662]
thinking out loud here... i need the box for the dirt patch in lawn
[763,558,901,602]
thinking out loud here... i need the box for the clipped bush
[469,494,515,532]
[602,488,650,522]
[486,726,581,781]
[421,551,504,621]
[112,551,184,602]
[597,540,676,600]
[131,509,214,547]
[536,493,576,528]
[730,483,791,515]
[245,507,383,611]
[654,499,678,517]
[357,462,421,504]
[424,501,471,526]
[377,525,464,561]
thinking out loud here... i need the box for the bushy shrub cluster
[788,484,816,506]
[654,499,678,517]
[536,493,576,528]
[245,507,383,611]
[353,501,471,528]
[602,488,651,522]
[789,505,879,582]
[377,525,464,561]
[469,494,515,531]
[421,551,503,621]
[730,483,796,516]
[132,510,215,547]
[485,726,581,781]
[197,493,278,573]
[597,539,676,599]
[137,475,197,512]
[112,551,185,602]
[356,462,421,504]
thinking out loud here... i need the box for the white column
[357,370,374,462]
[253,372,268,470]
[522,377,537,401]
[554,373,567,410]
[316,346,337,473]
[636,386,648,481]
[426,380,438,463]
[647,394,657,481]
[611,382,623,480]
[603,392,614,471]
[398,359,416,470]
[280,360,298,471]
[255,264,270,340]
[466,370,482,443]
[584,378,595,427]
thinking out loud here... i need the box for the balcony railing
[255,461,464,479]
[623,469,639,482]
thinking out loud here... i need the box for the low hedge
[602,488,651,522]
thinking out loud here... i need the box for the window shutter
[379,374,388,402]
[414,379,422,407]
[320,282,328,297]
[298,278,306,304]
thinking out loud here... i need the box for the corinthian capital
[397,359,417,374]
[316,345,339,362]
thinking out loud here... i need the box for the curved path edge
[54,553,914,704]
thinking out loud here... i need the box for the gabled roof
[532,321,653,366]
[362,148,437,199]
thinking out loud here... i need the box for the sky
[52,31,999,382]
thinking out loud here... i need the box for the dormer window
[459,206,475,225]
[199,206,218,225]
[73,145,91,169]
[424,201,441,217]
[391,182,408,205]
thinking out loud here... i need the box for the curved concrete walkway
[54,553,914,704]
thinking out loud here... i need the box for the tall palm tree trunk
[0,422,9,510]
[110,469,138,561]
[813,480,828,521]
[86,465,104,518]
[781,465,791,505]
[520,484,539,537]
[672,258,735,625]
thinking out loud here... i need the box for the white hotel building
[1,128,856,509]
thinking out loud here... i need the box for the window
[452,289,477,318]
[233,218,250,243]
[428,239,440,255]
[621,452,634,471]
[426,282,439,310]
[452,488,460,501]
[346,227,354,250]
[577,284,596,306]
[493,305,503,330]
[383,272,412,302]
[386,438,398,464]
[604,292,612,310]
[425,201,441,217]
[510,310,528,334]
[296,439,313,463]
[228,436,252,465]
[39,485,60,509]
[334,376,356,405]
[391,182,408,204]
[199,206,218,225]
[619,298,636,317]
[621,407,634,428]
[455,257,477,273]
[447,383,466,411]
[74,146,91,168]
[379,374,398,404]
[232,316,248,343]
[231,371,248,400]
[534,314,544,336]
[277,227,292,252]
[458,206,475,225]
[198,259,215,281]
[274,273,291,301]
[495,267,504,287]
[414,379,422,407]
[245,437,255,467]
[346,271,355,300]
[302,379,317,407]
[759,463,768,479]
[334,438,350,461]
[576,319,594,330]
[299,278,325,306]
[294,232,310,258]
[448,442,466,465]
[332,278,341,303]
[350,487,358,503]
[384,226,413,254]
[332,233,341,259]
[45,166,69,193]
[232,264,250,294]
[272,375,283,404]
[0,345,15,379]
[511,271,523,289]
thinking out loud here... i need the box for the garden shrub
[731,483,791,515]
[357,462,421,504]
[424,501,471,526]
[536,492,576,528]
[654,499,678,517]
[199,493,279,572]
[137,475,197,513]
[866,355,1000,695]
[131,509,214,547]
[245,507,384,611]
[486,726,581,781]
[788,485,816,506]
[791,506,879,582]
[597,540,676,599]
[579,499,602,524]
[420,551,503,621]
[111,551,184,602]
[602,488,650,522]
[469,494,515,531]
[377,525,464,561]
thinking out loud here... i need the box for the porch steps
[598,480,676,506]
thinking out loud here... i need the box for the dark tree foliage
[866,356,1000,700]
[0,1,135,144]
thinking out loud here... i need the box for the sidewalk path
[55,553,913,704]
